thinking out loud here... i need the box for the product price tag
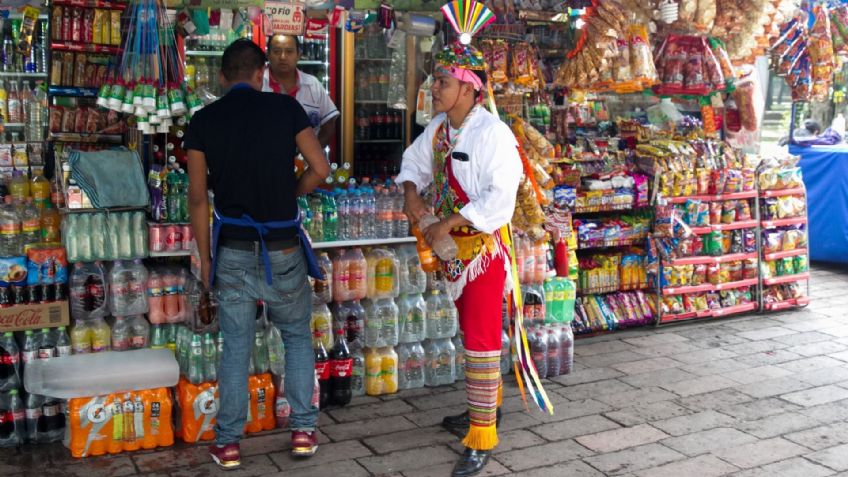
[266,1,306,36]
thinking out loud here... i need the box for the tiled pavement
[3,264,848,477]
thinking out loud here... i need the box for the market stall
[0,0,826,458]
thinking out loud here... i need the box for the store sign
[266,1,306,36]
[185,0,263,7]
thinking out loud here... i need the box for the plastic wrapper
[481,40,508,84]
[387,40,407,110]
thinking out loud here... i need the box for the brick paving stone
[269,440,372,471]
[509,459,606,477]
[680,358,752,377]
[661,427,758,456]
[789,341,848,358]
[721,340,791,356]
[621,333,690,347]
[797,367,848,387]
[495,439,594,471]
[618,367,698,389]
[604,400,691,427]
[673,388,754,412]
[736,326,798,341]
[580,351,654,369]
[548,367,625,386]
[719,397,803,420]
[722,365,794,385]
[583,443,685,475]
[169,454,279,477]
[611,357,685,376]
[595,387,679,408]
[321,415,416,441]
[532,398,614,424]
[740,411,825,439]
[495,410,544,432]
[661,375,738,397]
[362,426,456,454]
[651,410,740,436]
[782,385,848,407]
[576,424,669,453]
[820,326,848,338]
[713,437,808,469]
[408,389,468,411]
[631,341,704,358]
[727,457,836,477]
[402,460,511,477]
[264,460,372,477]
[779,318,842,332]
[734,377,812,399]
[327,399,416,423]
[574,340,638,357]
[491,429,546,454]
[800,399,848,422]
[777,356,845,374]
[806,443,848,471]
[356,445,457,474]
[829,350,848,362]
[720,319,778,332]
[133,445,212,473]
[771,331,835,346]
[556,378,637,401]
[669,347,739,364]
[634,454,739,477]
[785,421,848,451]
[530,414,621,441]
[403,404,466,428]
[42,455,138,477]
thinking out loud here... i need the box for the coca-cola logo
[0,308,46,327]
[330,358,353,377]
[315,361,330,380]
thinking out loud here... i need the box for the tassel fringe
[462,424,499,451]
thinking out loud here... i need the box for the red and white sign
[266,1,306,36]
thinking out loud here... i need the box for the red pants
[454,254,506,352]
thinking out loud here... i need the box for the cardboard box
[0,301,70,333]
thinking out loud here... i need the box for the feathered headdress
[434,0,494,88]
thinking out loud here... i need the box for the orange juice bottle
[412,225,439,272]
[365,347,383,396]
[30,169,50,207]
[348,248,368,300]
[381,347,398,394]
[40,203,61,242]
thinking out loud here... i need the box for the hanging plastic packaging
[416,75,433,126]
[387,34,408,110]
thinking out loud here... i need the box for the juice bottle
[70,320,92,354]
[332,249,350,302]
[412,225,439,272]
[0,81,8,122]
[90,317,111,352]
[380,346,398,394]
[311,302,333,350]
[364,347,383,396]
[40,203,60,242]
[348,248,367,300]
[30,169,50,207]
[9,170,30,202]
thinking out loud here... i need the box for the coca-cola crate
[0,300,70,332]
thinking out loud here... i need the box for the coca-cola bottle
[329,329,353,406]
[313,331,330,409]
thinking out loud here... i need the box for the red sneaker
[209,443,241,470]
[291,430,318,457]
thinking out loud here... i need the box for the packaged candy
[692,264,707,285]
[721,201,737,224]
[709,202,723,225]
[743,258,758,279]
[707,263,720,285]
[704,230,723,256]
[794,255,808,273]
[730,230,743,254]
[781,257,796,276]
[743,229,757,253]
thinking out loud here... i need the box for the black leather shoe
[441,409,502,435]
[452,447,491,477]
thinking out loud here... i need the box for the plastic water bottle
[350,188,363,240]
[322,192,337,242]
[440,293,458,338]
[117,213,133,259]
[418,215,457,261]
[21,330,39,375]
[391,184,409,238]
[19,198,41,250]
[0,332,21,392]
[362,299,383,348]
[362,186,376,238]
[453,334,465,381]
[377,297,398,347]
[351,344,365,397]
[76,214,92,262]
[111,316,131,351]
[425,290,445,339]
[129,315,149,349]
[546,328,561,378]
[24,390,43,443]
[500,330,511,375]
[129,259,149,315]
[5,389,24,446]
[131,211,148,258]
[90,213,107,260]
[253,326,270,375]
[398,342,425,390]
[531,331,548,378]
[336,188,349,240]
[423,340,439,387]
[376,187,391,238]
[0,198,21,256]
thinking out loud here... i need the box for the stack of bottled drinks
[310,243,465,400]
[63,211,148,263]
[298,179,410,244]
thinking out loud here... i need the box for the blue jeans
[213,244,317,445]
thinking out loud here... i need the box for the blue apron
[210,208,324,285]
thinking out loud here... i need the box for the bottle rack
[758,187,811,311]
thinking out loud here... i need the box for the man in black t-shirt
[184,39,330,470]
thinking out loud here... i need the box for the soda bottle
[344,299,365,347]
[313,331,330,408]
[411,224,439,273]
[42,397,62,443]
[544,279,556,323]
[546,328,561,377]
[24,391,43,443]
[338,342,359,397]
[20,330,39,374]
[0,332,20,392]
[90,317,111,352]
[29,168,50,210]
[274,377,291,429]
[380,346,398,394]
[40,203,61,243]
[311,302,333,351]
[0,196,21,256]
[560,325,574,375]
[6,389,24,446]
[215,331,224,374]
[531,331,548,378]
[202,332,217,382]
[129,315,149,349]
[149,324,167,350]
[112,316,130,351]
[500,329,511,376]
[187,333,204,384]
[329,329,353,406]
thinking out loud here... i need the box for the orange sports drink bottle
[412,224,439,273]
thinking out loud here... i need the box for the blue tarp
[789,144,848,264]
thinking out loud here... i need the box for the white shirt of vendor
[397,108,523,234]
[262,68,340,132]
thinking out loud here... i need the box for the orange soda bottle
[412,225,439,273]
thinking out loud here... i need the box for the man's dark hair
[268,34,301,53]
[221,39,266,82]
[472,69,487,98]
